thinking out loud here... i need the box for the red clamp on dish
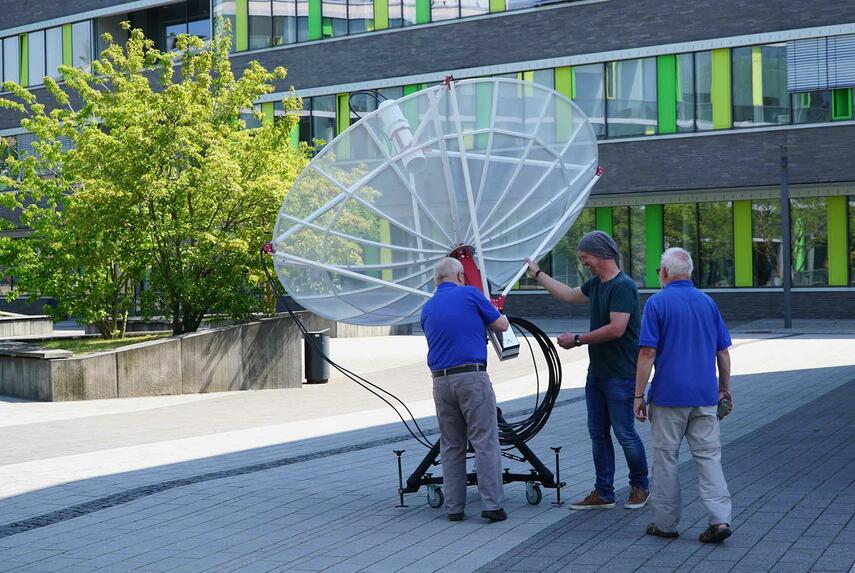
[262,242,275,254]
[596,165,605,177]
[491,294,506,313]
[442,75,455,89]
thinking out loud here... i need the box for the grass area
[39,333,173,355]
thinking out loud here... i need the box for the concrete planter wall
[0,314,304,402]
[0,313,53,338]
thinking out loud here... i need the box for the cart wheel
[427,485,444,508]
[526,483,543,505]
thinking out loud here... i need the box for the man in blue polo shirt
[421,257,510,522]
[633,247,734,544]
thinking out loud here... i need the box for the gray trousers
[650,404,732,531]
[432,371,503,513]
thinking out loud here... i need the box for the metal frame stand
[394,410,565,507]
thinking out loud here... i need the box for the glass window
[551,208,596,286]
[791,197,828,287]
[532,69,554,90]
[612,206,646,286]
[298,98,312,143]
[695,50,713,131]
[605,57,658,137]
[241,105,263,129]
[402,0,417,26]
[698,202,734,287]
[461,0,488,18]
[732,44,790,127]
[273,0,297,44]
[752,199,783,287]
[676,53,695,133]
[664,203,700,283]
[432,0,459,22]
[349,0,374,34]
[572,64,605,138]
[389,0,403,27]
[850,197,855,286]
[45,27,63,79]
[249,0,273,49]
[322,0,348,37]
[613,206,630,275]
[27,30,46,86]
[311,95,336,145]
[792,90,831,124]
[72,21,92,70]
[95,14,131,55]
[297,0,310,41]
[3,36,19,84]
[213,0,237,50]
[187,0,212,42]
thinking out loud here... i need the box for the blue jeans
[585,374,649,502]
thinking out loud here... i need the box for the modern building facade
[1,0,854,320]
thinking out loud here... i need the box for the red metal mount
[448,245,506,312]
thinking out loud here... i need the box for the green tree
[0,23,307,336]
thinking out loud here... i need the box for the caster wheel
[427,485,444,508]
[526,483,543,505]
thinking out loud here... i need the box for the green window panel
[261,102,274,126]
[657,54,677,135]
[733,200,753,287]
[374,0,389,30]
[832,88,853,121]
[309,0,323,40]
[555,66,573,99]
[236,0,248,51]
[711,48,731,130]
[289,123,300,148]
[19,34,28,87]
[595,207,613,236]
[416,0,430,24]
[489,0,505,12]
[645,204,663,288]
[62,24,72,66]
[336,93,350,134]
[827,196,848,286]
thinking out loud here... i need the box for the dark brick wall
[505,290,855,322]
[594,125,855,196]
[0,0,129,29]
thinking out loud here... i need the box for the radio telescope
[272,77,600,325]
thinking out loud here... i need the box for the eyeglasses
[656,268,661,274]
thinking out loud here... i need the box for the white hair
[661,247,694,277]
[434,257,464,285]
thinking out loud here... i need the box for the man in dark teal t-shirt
[526,230,649,510]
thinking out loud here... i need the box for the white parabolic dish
[272,78,600,326]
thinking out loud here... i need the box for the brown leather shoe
[569,490,616,510]
[624,486,650,509]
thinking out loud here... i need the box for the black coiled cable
[499,317,562,445]
[261,248,562,449]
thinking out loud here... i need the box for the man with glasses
[634,247,733,543]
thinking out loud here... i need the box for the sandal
[646,523,679,538]
[699,523,732,543]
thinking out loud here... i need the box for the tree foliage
[0,23,307,336]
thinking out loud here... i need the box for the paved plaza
[0,320,854,572]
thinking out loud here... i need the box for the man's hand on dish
[524,257,540,278]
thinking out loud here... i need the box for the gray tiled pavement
[477,378,855,573]
[0,331,854,572]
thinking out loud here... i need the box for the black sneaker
[448,513,464,522]
[481,508,507,522]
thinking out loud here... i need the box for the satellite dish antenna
[271,77,601,327]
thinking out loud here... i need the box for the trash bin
[304,331,330,384]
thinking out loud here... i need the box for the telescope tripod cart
[394,409,566,508]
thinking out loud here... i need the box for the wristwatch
[574,334,582,347]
